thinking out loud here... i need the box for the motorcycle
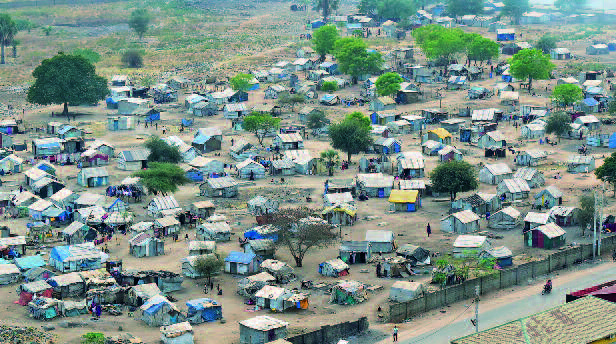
[542,284,552,295]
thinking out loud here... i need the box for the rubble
[0,325,55,343]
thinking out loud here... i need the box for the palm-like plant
[320,149,340,176]
[0,14,17,65]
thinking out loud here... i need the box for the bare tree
[268,207,338,267]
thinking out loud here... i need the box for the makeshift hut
[117,149,149,171]
[480,246,513,267]
[270,158,296,176]
[239,316,289,344]
[479,163,513,184]
[273,133,304,151]
[129,233,165,258]
[181,254,218,279]
[524,223,566,249]
[567,155,595,173]
[397,155,424,178]
[189,201,215,220]
[62,221,95,245]
[321,204,357,226]
[237,159,266,179]
[23,267,55,282]
[237,272,276,298]
[0,236,26,257]
[425,128,452,145]
[551,48,571,60]
[161,321,194,344]
[319,258,350,277]
[390,281,424,302]
[148,196,181,217]
[224,252,262,275]
[254,285,308,312]
[396,244,430,266]
[47,272,85,298]
[534,185,564,209]
[478,131,507,149]
[153,216,181,237]
[185,298,222,324]
[199,176,239,198]
[127,283,162,306]
[441,210,481,234]
[524,212,552,231]
[323,192,354,207]
[17,280,53,306]
[188,241,216,256]
[140,294,184,327]
[329,280,368,305]
[28,297,59,320]
[549,206,579,227]
[339,241,372,264]
[451,193,500,215]
[196,222,232,241]
[453,235,490,258]
[356,173,394,198]
[48,243,103,272]
[438,145,463,162]
[388,190,421,212]
[365,230,395,253]
[488,207,522,230]
[0,263,20,285]
[247,196,279,217]
[587,44,609,55]
[260,259,296,284]
[244,239,275,260]
[0,154,23,174]
[496,178,531,201]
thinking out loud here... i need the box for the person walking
[393,325,399,342]
[426,223,431,237]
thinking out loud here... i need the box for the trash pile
[0,325,55,343]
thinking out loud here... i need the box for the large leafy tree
[576,195,596,236]
[545,111,571,142]
[501,0,529,25]
[278,92,305,111]
[358,0,378,15]
[27,53,108,116]
[376,72,403,97]
[430,161,478,201]
[242,112,281,146]
[268,207,338,267]
[307,110,329,129]
[467,36,499,65]
[446,0,483,15]
[133,162,189,196]
[412,25,466,66]
[329,116,373,162]
[313,0,339,21]
[377,0,415,21]
[312,25,339,60]
[145,136,182,164]
[193,254,223,283]
[552,84,583,108]
[535,35,557,54]
[595,152,616,197]
[230,73,254,92]
[509,49,554,92]
[129,8,151,40]
[0,14,17,65]
[345,111,372,131]
[333,37,383,81]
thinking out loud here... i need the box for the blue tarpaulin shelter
[181,118,193,127]
[583,98,599,106]
[609,133,616,148]
[14,255,46,271]
[186,298,222,323]
[244,229,278,242]
[144,109,161,122]
[106,97,118,109]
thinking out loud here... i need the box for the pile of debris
[0,325,55,343]
[105,333,143,344]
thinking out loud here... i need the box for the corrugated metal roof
[323,258,349,271]
[451,210,480,224]
[240,316,289,331]
[155,216,180,227]
[225,251,256,264]
[207,176,238,189]
[496,206,521,219]
[75,193,105,206]
[237,159,265,171]
[357,173,394,188]
[50,188,74,202]
[49,272,84,286]
[272,158,295,169]
[0,263,20,276]
[485,246,512,258]
[248,239,275,251]
[536,223,566,238]
[79,167,109,179]
[276,133,303,143]
[438,145,462,156]
[119,149,149,162]
[453,235,487,248]
[484,163,512,176]
[20,280,52,293]
[200,221,231,234]
[324,192,353,204]
[365,230,394,242]
[63,221,88,236]
[224,103,247,112]
[188,240,216,251]
[428,128,451,139]
[192,201,215,209]
[29,199,53,212]
[149,196,180,211]
[499,178,530,193]
[471,109,499,121]
[524,212,550,224]
[523,150,547,159]
[568,155,594,164]
[398,157,424,170]
[549,206,578,217]
[129,232,154,246]
[24,168,49,181]
[485,130,506,142]
[399,179,428,190]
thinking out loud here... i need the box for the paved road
[403,263,616,344]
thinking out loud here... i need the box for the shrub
[321,81,338,92]
[121,49,143,68]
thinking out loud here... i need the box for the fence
[389,235,616,323]
[286,317,369,344]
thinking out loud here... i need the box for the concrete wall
[388,238,615,323]
[286,317,369,344]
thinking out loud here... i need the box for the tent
[140,294,184,327]
[260,259,296,284]
[390,281,424,302]
[14,255,46,271]
[237,272,276,298]
[329,280,368,305]
[0,264,21,285]
[396,244,430,266]
[17,280,53,306]
[161,321,194,344]
[318,258,350,277]
[185,298,223,324]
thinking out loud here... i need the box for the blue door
[378,188,385,198]
[113,120,119,131]
[407,203,415,212]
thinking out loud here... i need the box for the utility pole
[600,182,605,256]
[474,285,480,333]
[593,190,597,260]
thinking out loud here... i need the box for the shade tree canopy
[329,115,373,162]
[133,162,190,196]
[508,49,554,92]
[430,160,478,201]
[376,72,404,97]
[312,25,340,60]
[333,37,383,81]
[243,113,281,146]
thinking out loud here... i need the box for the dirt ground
[0,2,615,343]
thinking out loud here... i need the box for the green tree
[10,38,18,58]
[446,0,483,15]
[467,36,499,65]
[42,26,52,36]
[193,254,223,283]
[27,53,108,116]
[412,25,465,66]
[133,162,189,196]
[545,111,571,142]
[333,37,383,82]
[230,73,254,92]
[145,136,182,164]
[321,80,338,92]
[376,72,403,97]
[508,49,554,92]
[81,333,105,344]
[278,92,305,111]
[129,8,151,40]
[306,110,329,129]
[345,111,372,131]
[555,0,586,12]
[501,0,529,25]
[609,101,616,116]
[243,112,281,146]
[0,14,17,65]
[72,48,101,64]
[121,49,143,68]
[269,207,338,267]
[535,35,557,54]
[377,0,415,21]
[14,18,34,32]
[595,152,616,197]
[552,84,583,108]
[320,149,340,176]
[430,160,478,201]
[576,194,596,236]
[329,117,373,162]
[312,25,339,60]
[358,0,378,15]
[313,0,339,21]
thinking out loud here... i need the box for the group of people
[203,280,223,296]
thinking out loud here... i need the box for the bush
[321,81,338,92]
[121,49,143,68]
[82,333,105,344]
[73,48,101,64]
